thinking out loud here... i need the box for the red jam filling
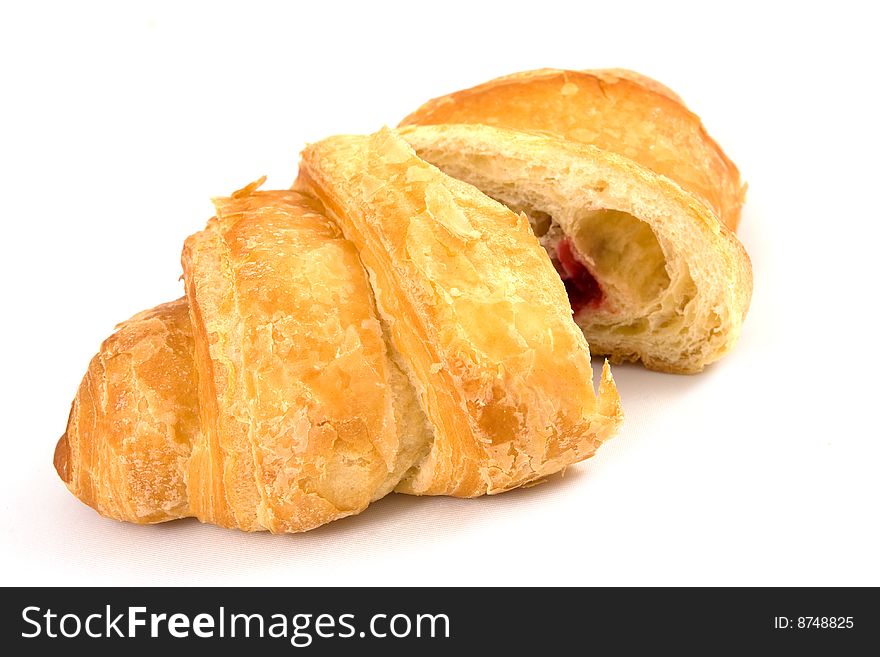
[556,238,603,315]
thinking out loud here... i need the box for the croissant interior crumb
[508,204,669,323]
[569,208,670,312]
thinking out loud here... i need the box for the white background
[1,0,877,586]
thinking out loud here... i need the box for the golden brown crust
[400,68,745,231]
[295,129,622,496]
[182,182,428,532]
[58,184,432,532]
[55,299,199,523]
[399,124,752,373]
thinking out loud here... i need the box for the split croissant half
[55,132,622,533]
[56,68,752,533]
[399,69,752,373]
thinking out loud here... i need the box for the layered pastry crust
[54,298,198,524]
[57,185,432,532]
[296,129,622,496]
[182,182,430,531]
[400,68,745,231]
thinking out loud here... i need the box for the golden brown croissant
[56,137,622,532]
[400,68,745,231]
[56,67,752,535]
[397,70,752,372]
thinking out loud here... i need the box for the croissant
[55,133,622,532]
[56,67,751,534]
[398,71,752,373]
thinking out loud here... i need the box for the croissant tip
[54,432,71,484]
